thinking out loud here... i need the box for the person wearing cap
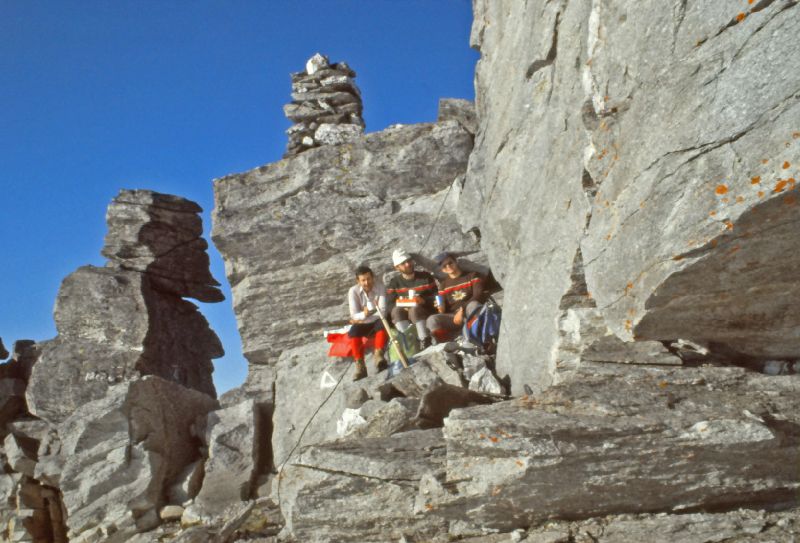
[426,252,487,343]
[386,249,437,349]
[347,265,389,380]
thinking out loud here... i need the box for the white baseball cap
[392,248,411,266]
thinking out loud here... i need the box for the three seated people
[344,249,489,380]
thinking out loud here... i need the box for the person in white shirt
[346,265,389,380]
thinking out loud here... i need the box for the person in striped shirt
[426,252,487,343]
[386,248,437,349]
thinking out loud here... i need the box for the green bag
[388,325,420,365]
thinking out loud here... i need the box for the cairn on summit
[283,53,365,157]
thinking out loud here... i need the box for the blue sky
[0,1,477,393]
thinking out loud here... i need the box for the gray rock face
[212,118,476,368]
[277,429,448,543]
[438,98,477,135]
[463,0,800,394]
[419,366,800,536]
[27,190,223,424]
[187,399,261,521]
[53,377,217,542]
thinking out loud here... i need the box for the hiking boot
[420,336,432,350]
[353,359,367,381]
[373,349,388,372]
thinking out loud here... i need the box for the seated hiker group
[342,248,489,381]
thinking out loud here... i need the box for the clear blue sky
[0,1,477,393]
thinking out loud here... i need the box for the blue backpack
[463,297,502,354]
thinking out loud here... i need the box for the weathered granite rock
[213,119,476,367]
[277,429,448,542]
[0,339,38,382]
[379,347,464,400]
[0,378,26,431]
[0,474,67,543]
[187,399,261,521]
[463,0,800,394]
[53,377,217,542]
[27,190,223,424]
[271,344,381,470]
[438,98,477,135]
[581,335,682,366]
[0,338,7,360]
[347,397,420,438]
[418,366,800,535]
[101,189,223,302]
[453,508,800,543]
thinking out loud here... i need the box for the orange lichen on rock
[774,179,789,193]
[762,159,769,164]
[782,161,791,169]
[722,197,729,203]
[736,196,744,203]
[758,191,765,198]
[735,12,747,22]
[723,219,734,231]
[489,436,499,443]
[625,319,633,331]
[709,210,717,216]
[658,381,669,389]
[673,254,685,261]
[624,282,633,295]
[751,176,761,184]
[793,132,800,139]
[715,184,729,195]
[515,460,524,467]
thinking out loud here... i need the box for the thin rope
[418,181,456,254]
[275,359,349,506]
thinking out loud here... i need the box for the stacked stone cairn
[283,53,365,157]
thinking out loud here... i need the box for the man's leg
[426,313,460,344]
[409,306,432,348]
[390,307,412,332]
[348,322,374,380]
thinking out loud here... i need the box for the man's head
[435,252,461,277]
[354,265,374,291]
[392,248,414,276]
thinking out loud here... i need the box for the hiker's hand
[453,308,464,326]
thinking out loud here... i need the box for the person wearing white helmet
[386,248,437,349]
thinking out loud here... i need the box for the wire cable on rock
[418,180,456,255]
[275,358,350,506]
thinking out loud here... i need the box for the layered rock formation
[462,0,800,394]
[213,102,477,368]
[0,190,225,542]
[284,53,365,157]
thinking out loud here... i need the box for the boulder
[277,429,448,542]
[419,366,800,535]
[271,343,383,470]
[187,399,261,521]
[27,190,223,424]
[53,377,217,542]
[462,0,800,394]
[0,338,7,360]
